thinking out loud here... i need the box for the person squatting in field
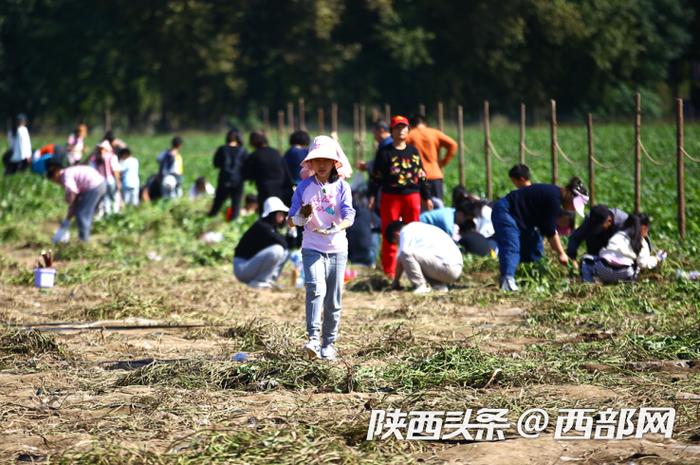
[233,196,291,289]
[583,213,664,283]
[288,135,355,361]
[566,204,628,275]
[453,193,497,257]
[492,176,589,291]
[387,220,463,294]
[369,115,432,279]
[46,162,106,242]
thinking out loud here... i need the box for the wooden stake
[298,98,306,131]
[587,113,595,206]
[277,110,285,150]
[419,103,426,117]
[438,102,444,132]
[331,102,338,134]
[287,102,294,134]
[359,104,366,161]
[676,98,686,240]
[484,100,493,199]
[458,105,465,186]
[353,103,359,162]
[550,99,558,185]
[519,102,526,164]
[634,92,641,213]
[317,107,325,134]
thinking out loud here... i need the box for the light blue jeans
[233,244,289,286]
[302,248,348,345]
[75,182,106,241]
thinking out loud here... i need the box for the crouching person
[233,196,290,288]
[47,162,106,242]
[387,221,463,294]
[589,213,663,283]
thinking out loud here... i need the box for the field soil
[1,243,699,465]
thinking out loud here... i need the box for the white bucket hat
[262,196,289,218]
[300,135,352,180]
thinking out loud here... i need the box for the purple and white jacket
[289,176,355,254]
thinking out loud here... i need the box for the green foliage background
[0,0,698,129]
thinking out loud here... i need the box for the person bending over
[46,163,106,242]
[492,177,589,291]
[509,164,532,189]
[388,220,463,294]
[567,204,628,279]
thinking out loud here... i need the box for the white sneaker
[303,339,321,359]
[433,284,449,293]
[248,281,272,289]
[500,277,519,292]
[413,284,432,294]
[320,344,337,361]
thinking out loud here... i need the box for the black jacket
[213,145,248,187]
[242,147,293,208]
[234,219,288,259]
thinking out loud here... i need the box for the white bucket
[34,268,56,288]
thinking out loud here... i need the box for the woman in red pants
[368,115,432,278]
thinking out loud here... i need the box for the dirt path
[1,247,698,464]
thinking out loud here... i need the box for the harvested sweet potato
[301,204,313,217]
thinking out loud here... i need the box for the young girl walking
[288,136,355,361]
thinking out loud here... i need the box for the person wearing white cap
[233,196,290,289]
[287,135,356,361]
[492,176,589,291]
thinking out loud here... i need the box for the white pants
[398,250,462,287]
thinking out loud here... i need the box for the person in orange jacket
[406,114,458,204]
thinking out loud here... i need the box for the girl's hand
[292,213,311,227]
[314,223,341,235]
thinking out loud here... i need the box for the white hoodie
[599,230,658,269]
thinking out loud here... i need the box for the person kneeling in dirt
[233,196,290,289]
[46,162,106,242]
[387,220,463,294]
[585,213,664,283]
[566,204,628,278]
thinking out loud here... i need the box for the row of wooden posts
[263,94,693,239]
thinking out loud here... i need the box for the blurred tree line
[0,0,698,131]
